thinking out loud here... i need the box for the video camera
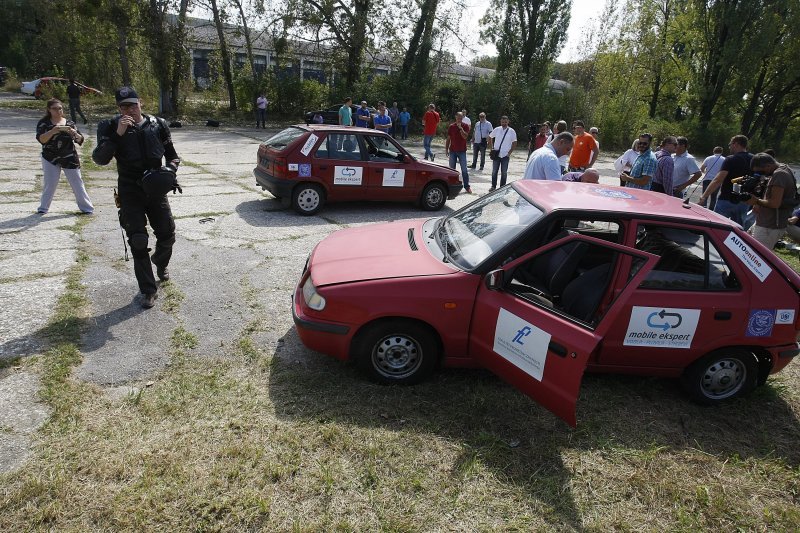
[527,122,540,139]
[729,174,768,203]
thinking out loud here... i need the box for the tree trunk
[170,0,191,115]
[232,0,257,83]
[344,0,370,91]
[118,26,131,86]
[209,0,237,110]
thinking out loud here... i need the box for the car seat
[515,230,588,299]
[560,263,612,323]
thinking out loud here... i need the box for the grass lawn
[1,120,799,530]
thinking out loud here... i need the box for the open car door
[469,234,659,426]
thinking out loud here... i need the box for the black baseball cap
[115,86,139,105]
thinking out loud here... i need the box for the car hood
[310,219,456,286]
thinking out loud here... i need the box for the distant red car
[21,77,102,99]
[293,181,800,426]
[254,125,462,215]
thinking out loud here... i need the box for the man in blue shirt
[398,107,411,140]
[373,101,392,134]
[355,101,371,128]
[523,132,574,180]
[620,133,657,190]
[338,97,353,126]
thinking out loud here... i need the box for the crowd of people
[334,97,798,250]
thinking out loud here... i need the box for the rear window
[263,127,306,151]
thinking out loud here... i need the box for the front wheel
[420,182,447,211]
[354,320,439,384]
[681,349,758,404]
[292,183,325,215]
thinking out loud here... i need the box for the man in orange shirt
[568,120,598,171]
[422,103,440,161]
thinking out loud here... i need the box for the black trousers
[118,181,175,295]
[471,142,487,169]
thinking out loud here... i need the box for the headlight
[302,276,326,311]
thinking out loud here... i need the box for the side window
[507,239,633,327]
[634,225,739,290]
[315,134,362,161]
[365,135,404,162]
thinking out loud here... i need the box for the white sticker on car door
[723,231,772,282]
[493,308,551,381]
[382,169,405,187]
[623,306,701,348]
[333,165,363,185]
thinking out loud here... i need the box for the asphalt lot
[0,100,641,472]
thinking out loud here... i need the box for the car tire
[292,183,325,216]
[420,182,447,211]
[681,348,758,404]
[355,320,439,384]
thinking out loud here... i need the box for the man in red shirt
[568,120,598,171]
[422,103,440,161]
[445,112,471,193]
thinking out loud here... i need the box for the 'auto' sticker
[746,309,775,337]
[723,232,771,282]
[623,306,700,349]
[776,309,795,325]
[383,169,405,187]
[298,164,311,177]
[493,308,551,381]
[333,166,363,185]
[300,134,319,156]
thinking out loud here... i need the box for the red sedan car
[293,181,800,426]
[254,125,462,215]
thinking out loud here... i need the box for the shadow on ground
[268,326,800,529]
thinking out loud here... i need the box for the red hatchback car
[293,181,800,426]
[254,125,462,215]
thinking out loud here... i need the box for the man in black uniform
[67,79,87,125]
[92,87,181,308]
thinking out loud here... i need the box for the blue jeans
[701,180,718,210]
[423,135,434,159]
[714,199,749,227]
[491,156,510,188]
[471,142,487,169]
[449,151,469,189]
[400,125,408,139]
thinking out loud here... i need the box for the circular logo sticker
[746,309,775,337]
[592,187,636,200]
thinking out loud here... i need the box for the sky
[458,0,606,64]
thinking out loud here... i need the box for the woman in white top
[614,139,640,174]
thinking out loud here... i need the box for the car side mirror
[403,154,412,163]
[486,269,504,291]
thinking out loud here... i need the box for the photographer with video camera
[699,135,752,227]
[92,87,181,309]
[744,153,799,249]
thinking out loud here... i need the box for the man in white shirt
[523,132,574,181]
[461,109,471,127]
[672,136,702,198]
[488,116,518,190]
[700,146,724,209]
[469,112,492,171]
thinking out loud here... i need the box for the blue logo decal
[592,188,636,200]
[746,309,775,337]
[298,163,311,177]
[646,309,683,331]
[342,167,357,176]
[512,326,531,345]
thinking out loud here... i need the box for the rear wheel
[292,183,325,215]
[355,320,439,384]
[420,183,447,211]
[681,348,758,404]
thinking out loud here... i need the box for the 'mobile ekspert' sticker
[623,306,701,349]
[333,166,363,185]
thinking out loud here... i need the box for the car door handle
[714,311,732,320]
[548,341,567,358]
[319,165,328,170]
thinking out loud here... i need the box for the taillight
[273,157,288,178]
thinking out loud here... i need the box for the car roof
[296,124,387,135]
[513,180,737,227]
